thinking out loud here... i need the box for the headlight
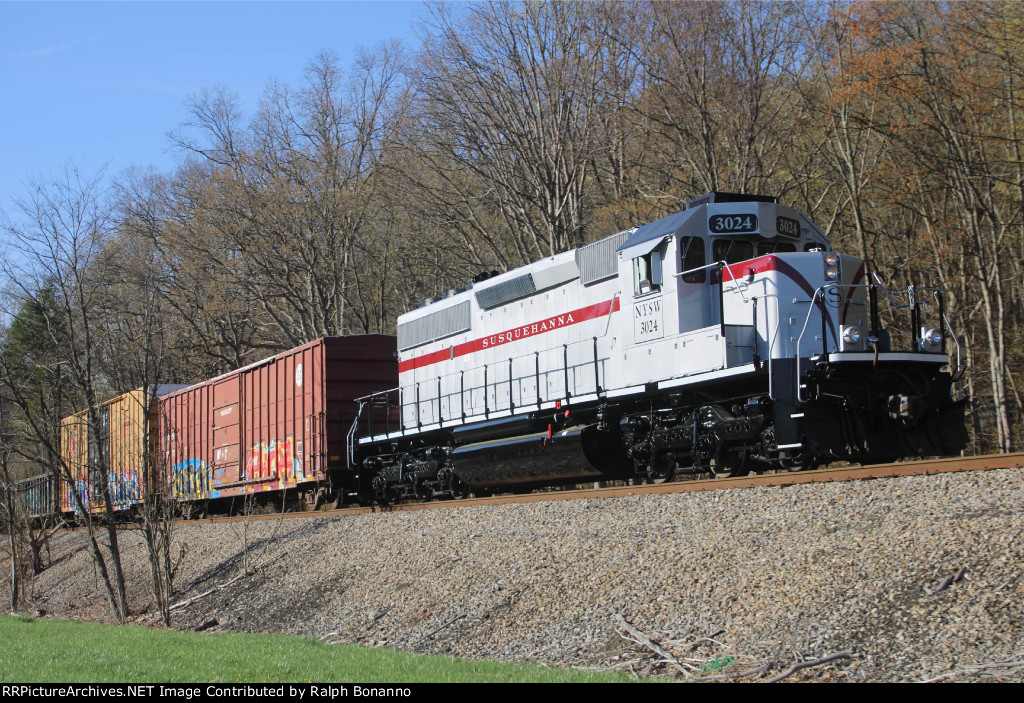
[823,252,841,282]
[923,327,942,346]
[843,326,862,344]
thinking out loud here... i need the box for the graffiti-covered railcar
[159,335,397,509]
[59,386,188,515]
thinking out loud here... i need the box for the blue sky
[0,1,426,211]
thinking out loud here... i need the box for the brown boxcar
[59,385,188,515]
[160,335,397,506]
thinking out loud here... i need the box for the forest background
[2,0,1022,482]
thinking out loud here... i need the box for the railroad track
[199,451,1024,525]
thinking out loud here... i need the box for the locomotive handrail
[676,260,751,303]
[351,333,608,445]
[869,273,951,353]
[677,259,752,339]
[795,286,829,403]
[757,293,784,401]
[601,292,620,337]
[795,281,865,402]
[869,271,907,309]
[938,295,965,385]
[869,273,945,313]
[347,388,402,466]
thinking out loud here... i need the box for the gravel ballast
[5,467,1023,682]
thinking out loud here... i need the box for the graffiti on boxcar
[243,436,304,482]
[64,480,91,514]
[110,469,142,510]
[173,458,210,500]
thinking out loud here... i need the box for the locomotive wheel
[776,450,819,472]
[713,450,751,478]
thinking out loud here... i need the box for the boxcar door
[212,378,241,485]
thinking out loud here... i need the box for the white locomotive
[349,193,966,501]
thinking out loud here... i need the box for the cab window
[712,239,754,265]
[633,246,664,296]
[679,237,706,283]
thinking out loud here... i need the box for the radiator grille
[577,230,631,285]
[474,274,537,310]
[397,300,471,351]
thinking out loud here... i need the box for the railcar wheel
[303,487,324,512]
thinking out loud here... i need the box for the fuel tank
[450,424,630,488]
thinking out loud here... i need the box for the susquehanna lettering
[481,313,576,349]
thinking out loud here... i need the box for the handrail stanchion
[563,344,571,401]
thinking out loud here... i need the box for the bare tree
[167,47,408,345]
[839,1,1022,452]
[616,1,811,205]
[0,417,22,614]
[0,165,131,622]
[407,1,608,265]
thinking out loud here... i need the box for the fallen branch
[764,650,854,683]
[614,614,693,675]
[683,629,727,652]
[412,613,466,645]
[168,573,245,613]
[919,652,1024,683]
[925,566,967,596]
[371,606,392,623]
[607,657,644,671]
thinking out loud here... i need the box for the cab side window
[633,245,664,296]
[679,237,706,283]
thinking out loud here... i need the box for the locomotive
[348,192,967,502]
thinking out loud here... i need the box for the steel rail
[187,451,1024,525]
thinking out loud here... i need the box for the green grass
[0,616,634,683]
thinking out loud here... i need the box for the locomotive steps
[6,462,1023,682]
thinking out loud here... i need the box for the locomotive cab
[614,193,835,387]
